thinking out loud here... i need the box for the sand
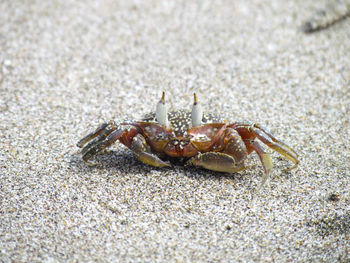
[1,0,349,262]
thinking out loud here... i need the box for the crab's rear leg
[130,134,171,168]
[252,125,299,171]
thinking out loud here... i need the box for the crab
[77,92,299,187]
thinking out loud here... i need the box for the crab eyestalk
[156,91,169,128]
[191,93,203,127]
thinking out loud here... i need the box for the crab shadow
[69,150,150,175]
[69,149,251,184]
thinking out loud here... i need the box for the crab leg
[232,123,299,170]
[253,124,298,157]
[82,129,125,164]
[252,126,299,170]
[250,141,273,189]
[230,123,297,156]
[80,124,119,157]
[77,122,111,148]
[130,134,171,167]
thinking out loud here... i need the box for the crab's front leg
[130,134,171,168]
[187,128,247,173]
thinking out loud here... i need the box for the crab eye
[156,91,169,128]
[191,93,203,127]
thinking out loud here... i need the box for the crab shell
[135,110,227,158]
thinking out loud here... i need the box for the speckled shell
[142,109,225,136]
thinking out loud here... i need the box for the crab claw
[187,152,245,173]
[191,93,203,127]
[156,91,169,128]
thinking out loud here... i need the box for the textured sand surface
[1,0,349,262]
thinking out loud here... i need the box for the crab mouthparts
[164,138,197,157]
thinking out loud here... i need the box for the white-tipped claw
[156,91,169,128]
[191,93,203,127]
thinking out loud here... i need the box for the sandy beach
[1,0,349,262]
